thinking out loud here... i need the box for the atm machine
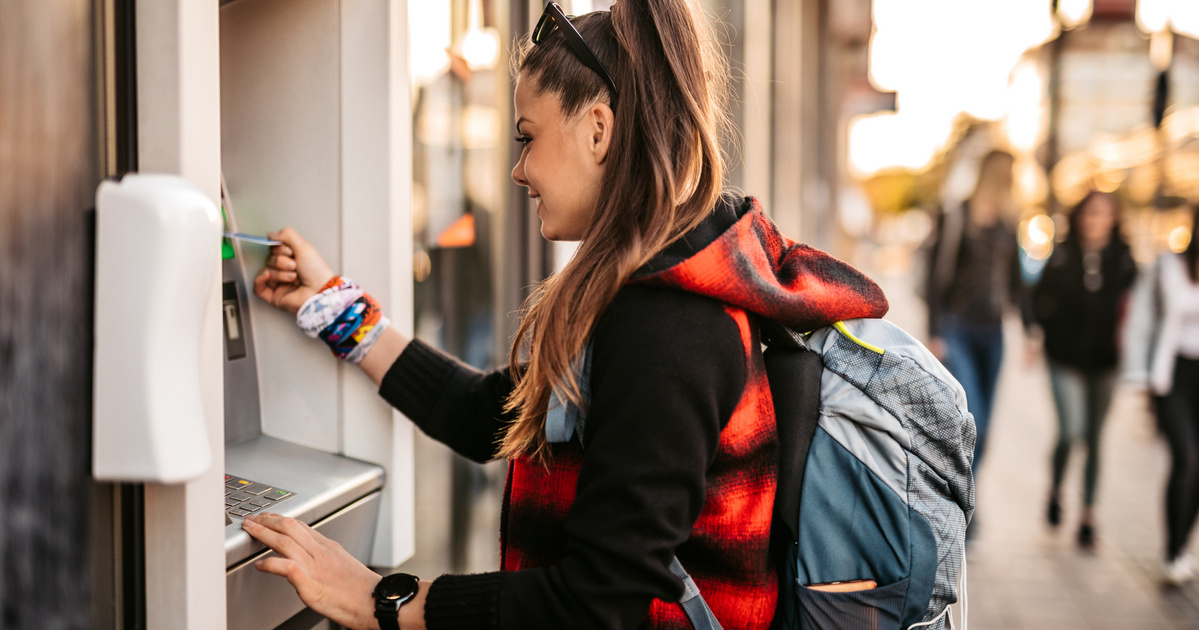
[93,0,415,628]
[219,183,389,630]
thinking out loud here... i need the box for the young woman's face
[510,75,612,241]
[1079,194,1117,248]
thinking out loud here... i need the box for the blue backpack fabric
[546,317,976,630]
[762,318,975,630]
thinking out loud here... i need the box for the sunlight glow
[1020,214,1057,261]
[855,0,1056,176]
[1168,225,1192,253]
[1005,60,1045,153]
[1058,0,1093,28]
[409,1,452,84]
[1137,0,1199,37]
[1137,0,1171,34]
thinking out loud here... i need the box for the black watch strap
[373,573,419,630]
[375,608,401,630]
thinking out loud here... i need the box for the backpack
[546,317,976,630]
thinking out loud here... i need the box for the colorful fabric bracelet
[296,276,390,364]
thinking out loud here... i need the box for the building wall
[0,0,99,627]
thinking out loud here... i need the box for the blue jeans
[939,316,1004,476]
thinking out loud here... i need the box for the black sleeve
[378,339,515,463]
[1032,248,1065,329]
[424,286,747,630]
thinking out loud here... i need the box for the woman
[1032,191,1136,551]
[1126,204,1199,586]
[242,2,888,629]
[926,149,1029,483]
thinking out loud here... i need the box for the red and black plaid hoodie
[381,196,888,630]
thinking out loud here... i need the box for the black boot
[1046,494,1062,527]
[1077,523,1096,552]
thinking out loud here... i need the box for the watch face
[376,573,420,602]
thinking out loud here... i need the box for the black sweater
[378,286,747,629]
[926,206,1030,336]
[1032,239,1137,371]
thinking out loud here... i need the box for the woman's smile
[510,75,610,242]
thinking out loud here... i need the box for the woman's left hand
[242,512,383,630]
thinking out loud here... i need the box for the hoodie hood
[631,196,889,331]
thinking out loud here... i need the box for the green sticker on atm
[220,206,235,260]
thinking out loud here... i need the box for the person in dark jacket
[238,2,889,630]
[1032,191,1136,551]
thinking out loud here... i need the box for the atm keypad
[224,474,293,518]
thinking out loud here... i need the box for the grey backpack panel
[807,320,975,626]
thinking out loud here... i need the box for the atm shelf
[223,435,385,568]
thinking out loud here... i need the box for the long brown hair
[1065,190,1124,249]
[967,149,1016,230]
[499,0,732,459]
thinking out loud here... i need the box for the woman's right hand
[253,227,336,315]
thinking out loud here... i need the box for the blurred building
[841,0,1199,282]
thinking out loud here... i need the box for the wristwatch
[373,572,420,630]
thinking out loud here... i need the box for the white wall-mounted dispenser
[93,174,220,483]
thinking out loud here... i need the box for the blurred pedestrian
[1032,191,1136,552]
[1125,203,1199,586]
[925,149,1031,499]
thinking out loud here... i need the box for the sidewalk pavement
[874,269,1199,630]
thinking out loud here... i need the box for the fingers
[270,228,336,289]
[254,556,319,605]
[265,253,297,271]
[242,513,316,562]
[259,268,298,286]
[269,227,309,253]
[254,556,298,579]
[253,267,272,299]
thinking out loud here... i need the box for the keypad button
[223,474,294,513]
[264,489,293,501]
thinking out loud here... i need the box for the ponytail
[500,0,732,460]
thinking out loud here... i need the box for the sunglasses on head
[533,2,618,101]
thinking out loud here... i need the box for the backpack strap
[545,340,594,445]
[670,557,724,630]
[762,325,824,542]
